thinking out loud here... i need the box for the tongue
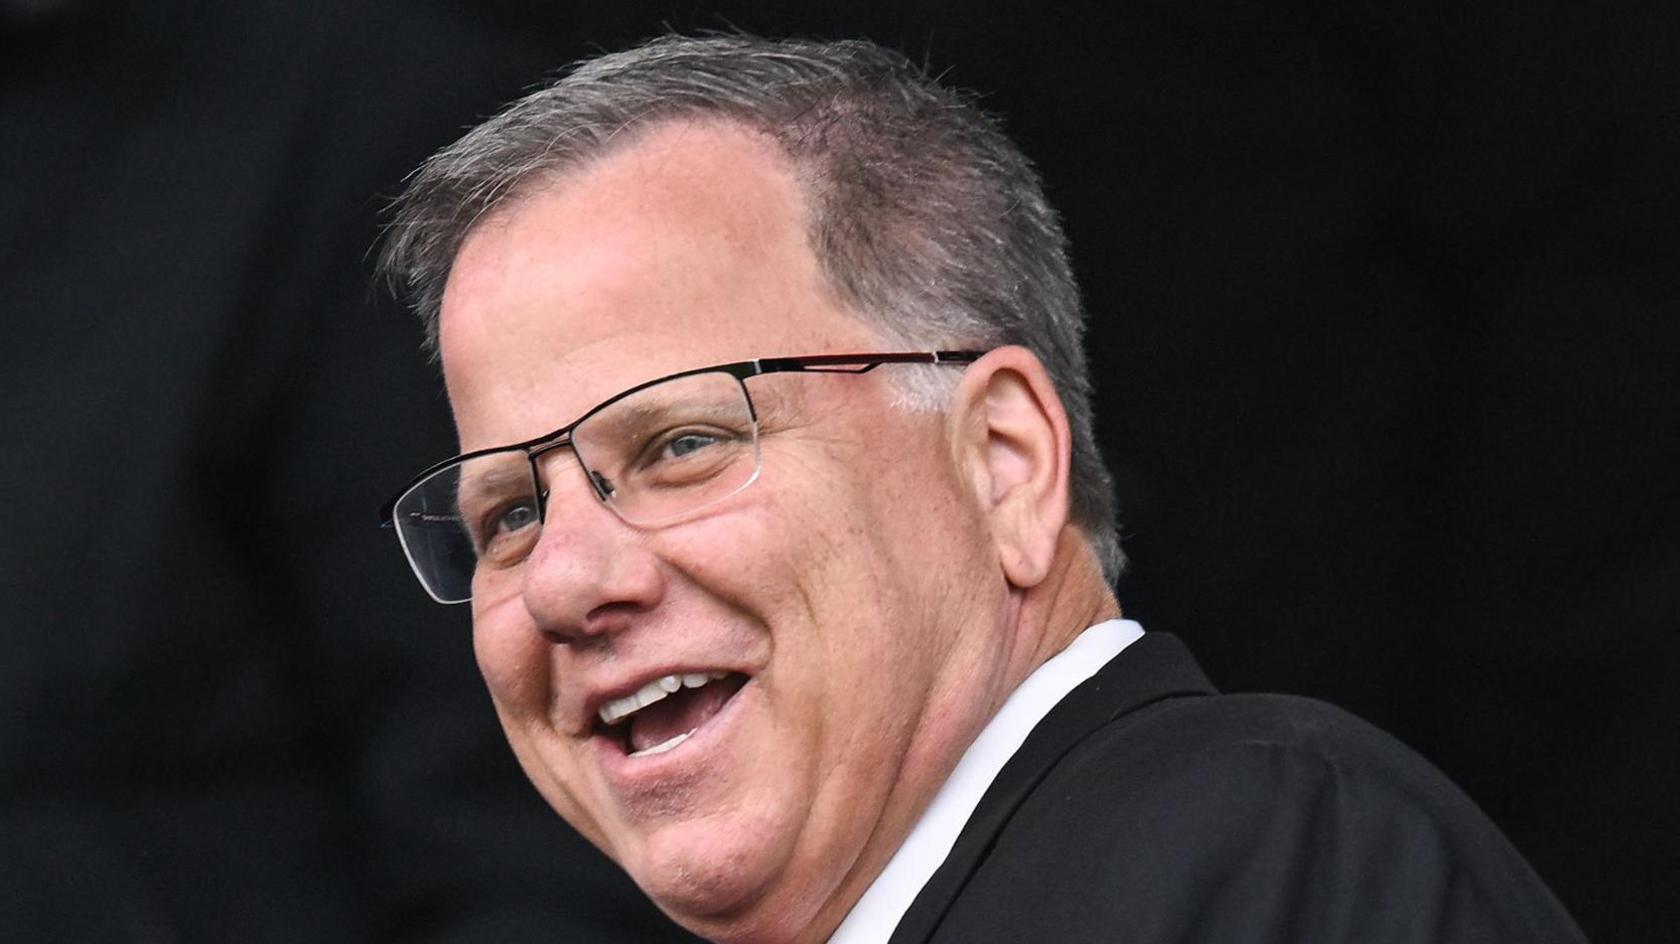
[627,680,737,754]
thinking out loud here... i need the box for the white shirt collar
[827,618,1145,943]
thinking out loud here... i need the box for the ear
[948,346,1073,589]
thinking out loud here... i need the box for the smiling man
[377,35,1586,944]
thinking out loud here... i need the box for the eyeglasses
[379,351,984,604]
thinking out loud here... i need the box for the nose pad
[524,448,629,570]
[528,443,604,519]
[588,469,616,501]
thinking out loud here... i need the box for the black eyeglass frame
[377,350,986,529]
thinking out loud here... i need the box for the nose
[518,457,664,645]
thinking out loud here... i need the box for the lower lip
[591,678,754,790]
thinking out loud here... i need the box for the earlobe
[950,347,1072,590]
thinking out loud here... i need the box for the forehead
[437,122,885,450]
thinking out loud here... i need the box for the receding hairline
[434,115,906,346]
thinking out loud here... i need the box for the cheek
[471,599,554,715]
[471,609,605,841]
[495,704,611,852]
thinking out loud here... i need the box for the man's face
[437,123,1008,940]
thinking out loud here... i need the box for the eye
[638,427,744,475]
[474,500,540,564]
[617,425,747,491]
[662,431,723,459]
[494,502,540,535]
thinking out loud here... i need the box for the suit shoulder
[1064,691,1460,804]
[957,693,1586,942]
[1008,690,1539,891]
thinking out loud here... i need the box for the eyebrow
[455,461,536,515]
[583,398,747,443]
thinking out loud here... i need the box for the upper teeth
[599,671,729,726]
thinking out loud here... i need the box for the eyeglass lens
[391,370,760,603]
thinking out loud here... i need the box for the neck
[1006,529,1122,685]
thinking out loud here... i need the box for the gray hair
[379,33,1124,581]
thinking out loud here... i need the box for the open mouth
[596,671,750,758]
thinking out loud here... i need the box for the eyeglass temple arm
[754,351,984,374]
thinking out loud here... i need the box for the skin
[437,120,1119,943]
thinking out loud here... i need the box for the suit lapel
[887,633,1217,944]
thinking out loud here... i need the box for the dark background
[3,0,1674,941]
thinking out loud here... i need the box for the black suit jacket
[891,634,1587,943]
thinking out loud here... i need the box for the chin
[630,817,822,943]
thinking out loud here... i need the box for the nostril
[533,600,646,648]
[581,600,643,633]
